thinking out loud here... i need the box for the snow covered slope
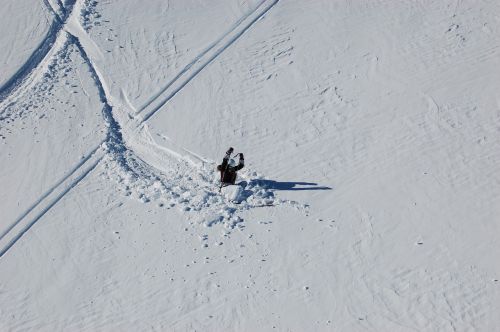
[0,0,52,90]
[1,0,499,330]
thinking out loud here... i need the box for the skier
[217,147,244,186]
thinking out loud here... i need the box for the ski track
[42,0,62,22]
[0,1,116,258]
[1,1,498,329]
[0,150,104,258]
[136,0,270,113]
[0,144,102,242]
[0,30,110,258]
[0,0,287,258]
[0,0,76,103]
[139,0,280,123]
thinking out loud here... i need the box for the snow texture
[1,0,500,331]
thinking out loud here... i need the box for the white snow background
[1,0,499,331]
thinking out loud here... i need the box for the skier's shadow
[246,179,332,191]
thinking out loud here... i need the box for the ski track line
[0,32,117,258]
[0,149,104,258]
[137,0,268,114]
[42,0,61,22]
[139,0,280,123]
[0,143,102,242]
[55,0,68,18]
[0,0,76,103]
[0,4,120,258]
[0,0,280,257]
[43,0,67,23]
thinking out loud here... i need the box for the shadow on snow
[244,179,332,191]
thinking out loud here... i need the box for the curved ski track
[0,0,280,258]
[0,0,76,104]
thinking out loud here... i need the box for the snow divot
[101,148,305,231]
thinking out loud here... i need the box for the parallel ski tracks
[0,0,280,258]
[0,147,104,258]
[0,0,108,258]
[0,28,115,257]
[138,0,280,123]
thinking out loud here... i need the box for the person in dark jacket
[217,147,244,185]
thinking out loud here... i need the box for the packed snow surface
[1,0,500,330]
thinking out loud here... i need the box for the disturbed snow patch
[0,39,76,136]
[100,150,306,229]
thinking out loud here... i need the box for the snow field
[0,0,500,330]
